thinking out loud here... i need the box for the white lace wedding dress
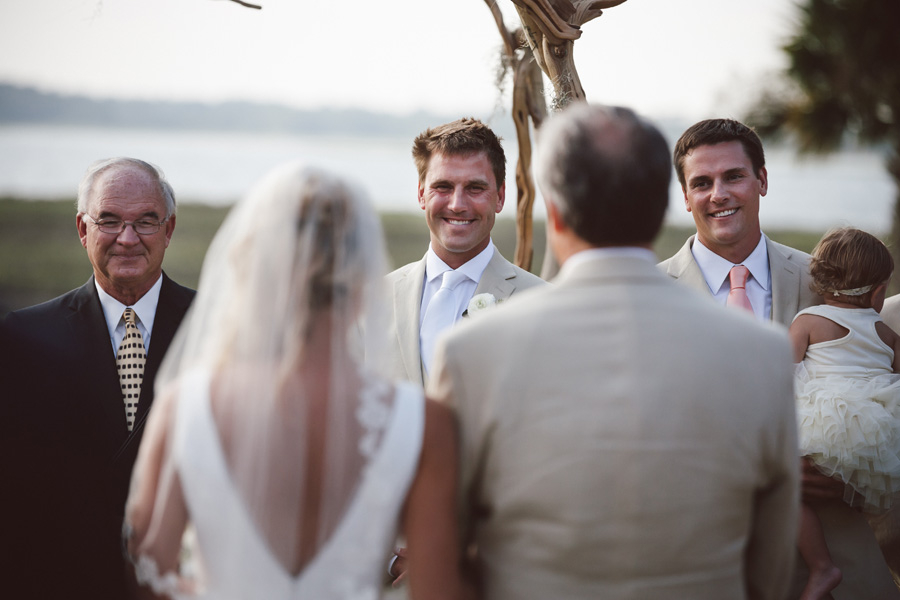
[141,369,424,599]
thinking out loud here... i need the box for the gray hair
[76,157,176,218]
[536,104,671,246]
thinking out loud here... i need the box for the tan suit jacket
[662,237,898,598]
[883,294,900,331]
[659,235,820,328]
[384,248,544,385]
[429,254,799,600]
[865,293,900,590]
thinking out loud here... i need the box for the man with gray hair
[427,104,799,599]
[0,158,194,598]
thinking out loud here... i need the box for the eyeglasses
[83,215,168,235]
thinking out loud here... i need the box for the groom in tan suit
[868,293,900,587]
[661,120,896,598]
[659,118,819,327]
[429,104,800,599]
[385,117,544,386]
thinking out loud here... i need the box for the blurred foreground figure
[428,104,800,599]
[0,158,194,599]
[125,163,470,599]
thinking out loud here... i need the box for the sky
[0,0,801,121]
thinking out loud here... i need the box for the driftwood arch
[489,0,628,278]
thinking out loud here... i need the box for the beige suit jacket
[883,294,900,331]
[384,248,544,386]
[662,237,898,598]
[429,254,799,600]
[864,293,900,590]
[659,235,820,328]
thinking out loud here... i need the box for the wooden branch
[544,36,585,108]
[525,55,547,128]
[227,0,262,9]
[570,1,603,26]
[485,0,542,271]
[571,0,626,26]
[513,0,629,110]
[512,57,537,271]
[510,0,581,45]
[514,5,549,74]
[484,0,519,58]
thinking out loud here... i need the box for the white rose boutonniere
[463,293,498,318]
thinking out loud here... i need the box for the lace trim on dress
[356,375,391,459]
[134,554,185,599]
[126,520,202,598]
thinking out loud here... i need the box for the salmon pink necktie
[726,265,754,314]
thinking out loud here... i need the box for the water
[0,125,893,232]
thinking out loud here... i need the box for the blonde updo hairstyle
[809,227,893,307]
[187,162,386,370]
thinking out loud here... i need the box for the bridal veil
[124,162,398,595]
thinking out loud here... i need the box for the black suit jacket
[0,273,194,599]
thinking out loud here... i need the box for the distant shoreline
[0,82,462,138]
[2,120,892,233]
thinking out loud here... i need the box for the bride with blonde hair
[125,162,469,599]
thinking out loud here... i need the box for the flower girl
[790,227,900,599]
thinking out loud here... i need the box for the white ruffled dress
[794,305,900,513]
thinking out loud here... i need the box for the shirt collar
[691,234,770,293]
[560,246,657,278]
[95,274,163,332]
[425,242,495,284]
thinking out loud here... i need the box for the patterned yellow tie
[116,308,146,432]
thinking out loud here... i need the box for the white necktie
[116,308,146,432]
[420,269,468,374]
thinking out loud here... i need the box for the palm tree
[747,0,900,290]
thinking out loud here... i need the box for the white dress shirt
[691,234,771,321]
[96,274,163,356]
[418,242,495,329]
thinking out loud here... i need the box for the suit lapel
[664,236,711,295]
[65,279,128,451]
[767,238,800,326]
[393,258,426,386]
[474,250,516,300]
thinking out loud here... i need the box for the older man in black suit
[0,158,194,599]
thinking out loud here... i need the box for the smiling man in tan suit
[868,292,900,586]
[659,118,819,327]
[385,118,544,386]
[429,104,799,599]
[662,120,896,598]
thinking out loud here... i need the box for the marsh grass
[0,198,824,315]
